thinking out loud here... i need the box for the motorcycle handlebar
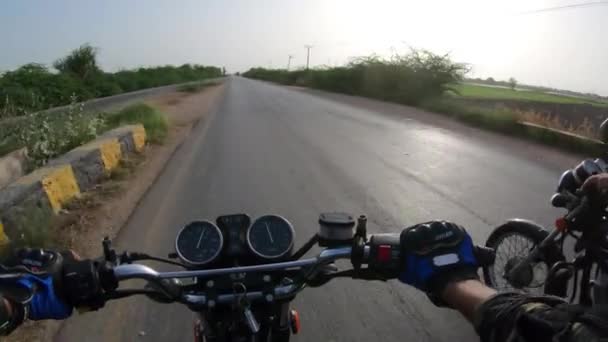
[61,235,495,310]
[110,244,494,282]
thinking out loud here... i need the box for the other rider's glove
[398,221,478,306]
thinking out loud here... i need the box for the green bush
[0,44,222,117]
[243,49,468,105]
[106,103,168,143]
[0,102,169,167]
[5,101,108,167]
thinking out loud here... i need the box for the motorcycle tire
[482,219,564,294]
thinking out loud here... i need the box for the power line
[516,0,608,15]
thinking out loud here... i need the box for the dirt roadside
[5,83,225,342]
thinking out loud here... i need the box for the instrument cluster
[175,214,294,267]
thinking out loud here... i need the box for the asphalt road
[56,77,579,341]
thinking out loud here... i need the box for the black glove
[398,221,479,306]
[581,174,608,208]
[556,159,607,195]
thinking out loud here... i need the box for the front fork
[193,303,300,342]
[505,228,561,285]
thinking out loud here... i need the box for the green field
[451,83,608,107]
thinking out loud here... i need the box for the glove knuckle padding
[400,221,466,256]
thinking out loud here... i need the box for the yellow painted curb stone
[15,165,81,213]
[40,166,81,213]
[98,138,122,171]
[131,125,146,152]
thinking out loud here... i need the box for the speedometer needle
[196,229,206,249]
[265,223,274,243]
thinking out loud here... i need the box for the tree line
[243,49,468,106]
[1,44,223,117]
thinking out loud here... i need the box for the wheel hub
[504,257,534,288]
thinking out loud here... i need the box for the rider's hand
[398,221,479,305]
[581,173,608,206]
[17,275,72,320]
[557,159,607,195]
[11,249,78,320]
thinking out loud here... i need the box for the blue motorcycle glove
[17,275,72,320]
[399,221,479,306]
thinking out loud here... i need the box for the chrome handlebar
[113,247,354,281]
[110,247,356,307]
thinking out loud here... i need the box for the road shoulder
[287,86,581,170]
[4,84,225,342]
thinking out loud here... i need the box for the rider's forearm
[441,280,496,321]
[456,288,602,342]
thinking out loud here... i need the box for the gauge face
[175,221,223,265]
[247,215,295,259]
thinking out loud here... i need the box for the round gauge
[175,221,224,265]
[247,215,295,259]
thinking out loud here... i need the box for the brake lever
[306,270,347,287]
[119,252,188,268]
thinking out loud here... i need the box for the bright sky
[2,0,607,94]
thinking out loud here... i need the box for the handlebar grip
[62,260,115,310]
[363,234,495,273]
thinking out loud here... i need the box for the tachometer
[175,221,224,266]
[247,215,295,260]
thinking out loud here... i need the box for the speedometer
[175,221,224,266]
[247,215,295,260]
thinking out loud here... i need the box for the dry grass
[53,154,144,249]
[516,110,597,139]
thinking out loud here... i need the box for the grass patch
[421,97,603,155]
[517,110,596,139]
[421,97,519,131]
[451,83,608,107]
[50,154,145,251]
[106,103,169,143]
[107,153,144,181]
[177,80,219,93]
[0,139,22,157]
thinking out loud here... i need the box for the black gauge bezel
[246,215,295,260]
[175,220,224,266]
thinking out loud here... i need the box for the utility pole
[287,55,294,71]
[304,45,313,70]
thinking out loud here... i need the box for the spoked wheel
[483,220,564,295]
